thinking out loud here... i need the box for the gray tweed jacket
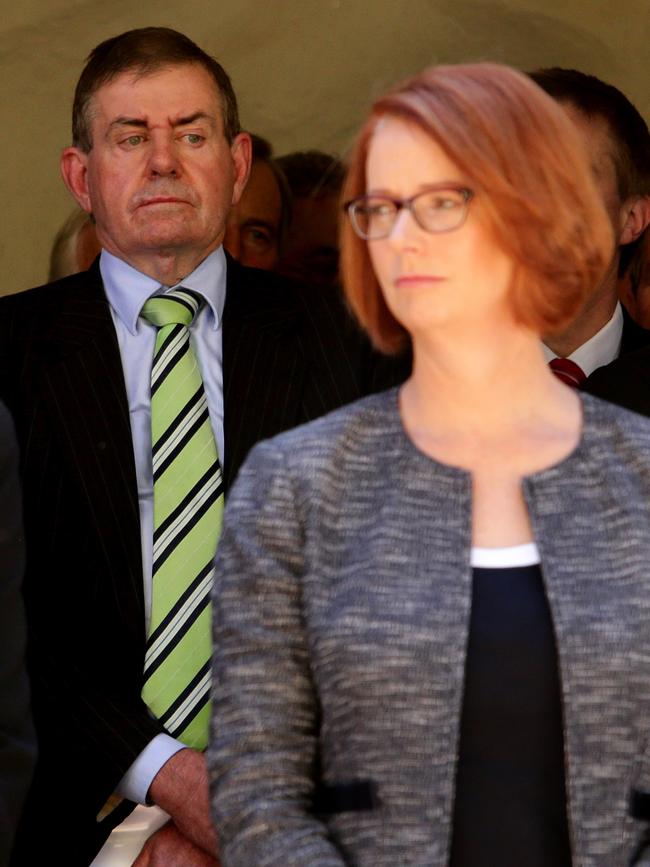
[209,388,650,867]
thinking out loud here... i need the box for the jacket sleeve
[209,439,346,867]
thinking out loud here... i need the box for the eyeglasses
[345,186,474,240]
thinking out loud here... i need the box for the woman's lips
[395,275,446,287]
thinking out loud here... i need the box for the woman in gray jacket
[209,63,650,866]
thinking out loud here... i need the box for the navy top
[449,563,572,865]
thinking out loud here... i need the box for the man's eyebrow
[106,112,215,133]
[108,117,148,132]
[173,112,214,127]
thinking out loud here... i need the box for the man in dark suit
[223,133,291,271]
[0,402,35,865]
[1,27,399,866]
[529,69,650,384]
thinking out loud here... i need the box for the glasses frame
[344,185,474,240]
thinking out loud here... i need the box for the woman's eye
[426,194,461,210]
[367,202,394,218]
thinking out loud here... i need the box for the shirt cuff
[115,734,186,805]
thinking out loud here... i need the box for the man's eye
[244,227,273,251]
[124,135,144,147]
[183,133,204,145]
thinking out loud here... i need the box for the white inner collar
[471,542,540,568]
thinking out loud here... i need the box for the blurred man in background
[530,68,650,387]
[48,207,101,281]
[223,133,290,270]
[276,149,344,286]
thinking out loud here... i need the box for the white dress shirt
[542,302,624,376]
[100,247,227,804]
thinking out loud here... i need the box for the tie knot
[549,357,586,388]
[141,288,202,328]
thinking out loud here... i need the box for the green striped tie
[140,288,223,750]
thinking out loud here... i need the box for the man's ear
[60,147,92,214]
[620,195,650,246]
[230,132,252,207]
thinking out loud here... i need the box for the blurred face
[76,219,101,271]
[561,105,650,329]
[365,117,514,340]
[562,103,624,238]
[223,160,282,269]
[278,194,340,286]
[62,63,249,273]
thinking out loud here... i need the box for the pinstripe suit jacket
[0,401,35,864]
[0,256,401,865]
[210,389,650,867]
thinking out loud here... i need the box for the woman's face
[365,117,515,340]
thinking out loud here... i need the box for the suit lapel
[37,270,145,639]
[222,258,306,491]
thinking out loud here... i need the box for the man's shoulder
[584,344,650,418]
[620,306,650,354]
[0,267,104,314]
[0,267,106,339]
[225,260,374,369]
[225,258,349,324]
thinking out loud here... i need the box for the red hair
[340,63,614,353]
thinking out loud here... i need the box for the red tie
[549,357,586,388]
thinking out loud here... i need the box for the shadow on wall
[426,0,620,73]
[332,0,623,163]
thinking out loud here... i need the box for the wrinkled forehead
[86,62,225,126]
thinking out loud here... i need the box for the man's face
[557,102,631,321]
[277,193,341,286]
[62,63,249,275]
[223,160,282,270]
[562,103,624,236]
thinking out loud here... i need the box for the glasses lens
[413,188,469,233]
[349,197,397,240]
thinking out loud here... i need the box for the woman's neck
[402,324,579,440]
[400,321,584,548]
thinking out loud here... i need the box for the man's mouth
[138,197,188,207]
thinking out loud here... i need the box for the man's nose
[147,138,181,177]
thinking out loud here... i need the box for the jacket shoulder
[0,269,103,332]
[244,389,399,479]
[582,391,650,475]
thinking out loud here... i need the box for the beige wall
[1,0,648,294]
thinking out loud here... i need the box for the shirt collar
[100,246,227,335]
[541,302,624,377]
